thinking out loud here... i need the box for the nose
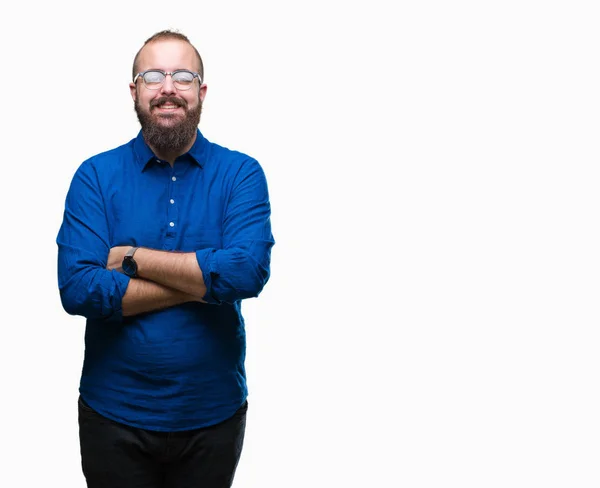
[160,73,177,95]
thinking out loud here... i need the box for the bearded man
[56,30,274,488]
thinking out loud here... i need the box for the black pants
[78,396,247,488]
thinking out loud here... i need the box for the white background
[1,1,600,486]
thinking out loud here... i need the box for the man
[56,30,274,488]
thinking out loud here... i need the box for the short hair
[132,30,204,82]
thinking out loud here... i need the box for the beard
[134,93,202,154]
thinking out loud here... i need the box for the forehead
[137,39,198,71]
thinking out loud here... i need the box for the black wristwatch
[122,247,140,278]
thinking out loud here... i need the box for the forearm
[134,247,207,298]
[122,277,202,317]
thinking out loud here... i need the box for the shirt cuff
[111,270,132,321]
[195,248,222,305]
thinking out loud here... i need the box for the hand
[107,246,131,272]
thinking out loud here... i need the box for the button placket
[167,171,179,235]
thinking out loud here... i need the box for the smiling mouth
[151,96,186,109]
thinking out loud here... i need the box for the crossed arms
[106,247,207,316]
[57,156,274,322]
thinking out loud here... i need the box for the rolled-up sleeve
[57,160,130,321]
[196,159,274,305]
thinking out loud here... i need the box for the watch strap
[125,247,140,259]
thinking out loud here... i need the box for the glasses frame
[133,69,202,90]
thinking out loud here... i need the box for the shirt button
[172,176,177,182]
[169,222,175,227]
[170,199,175,204]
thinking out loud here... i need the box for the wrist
[122,246,140,277]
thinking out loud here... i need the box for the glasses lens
[172,71,195,90]
[142,71,165,88]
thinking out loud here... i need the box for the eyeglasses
[133,69,201,90]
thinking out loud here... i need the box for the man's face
[130,39,207,153]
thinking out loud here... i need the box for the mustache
[150,96,187,109]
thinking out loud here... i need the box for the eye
[143,71,165,85]
[172,71,194,85]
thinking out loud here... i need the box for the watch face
[122,257,137,277]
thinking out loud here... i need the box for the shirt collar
[133,129,208,171]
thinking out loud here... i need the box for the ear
[199,83,208,103]
[129,83,137,102]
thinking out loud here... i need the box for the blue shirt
[57,130,274,431]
